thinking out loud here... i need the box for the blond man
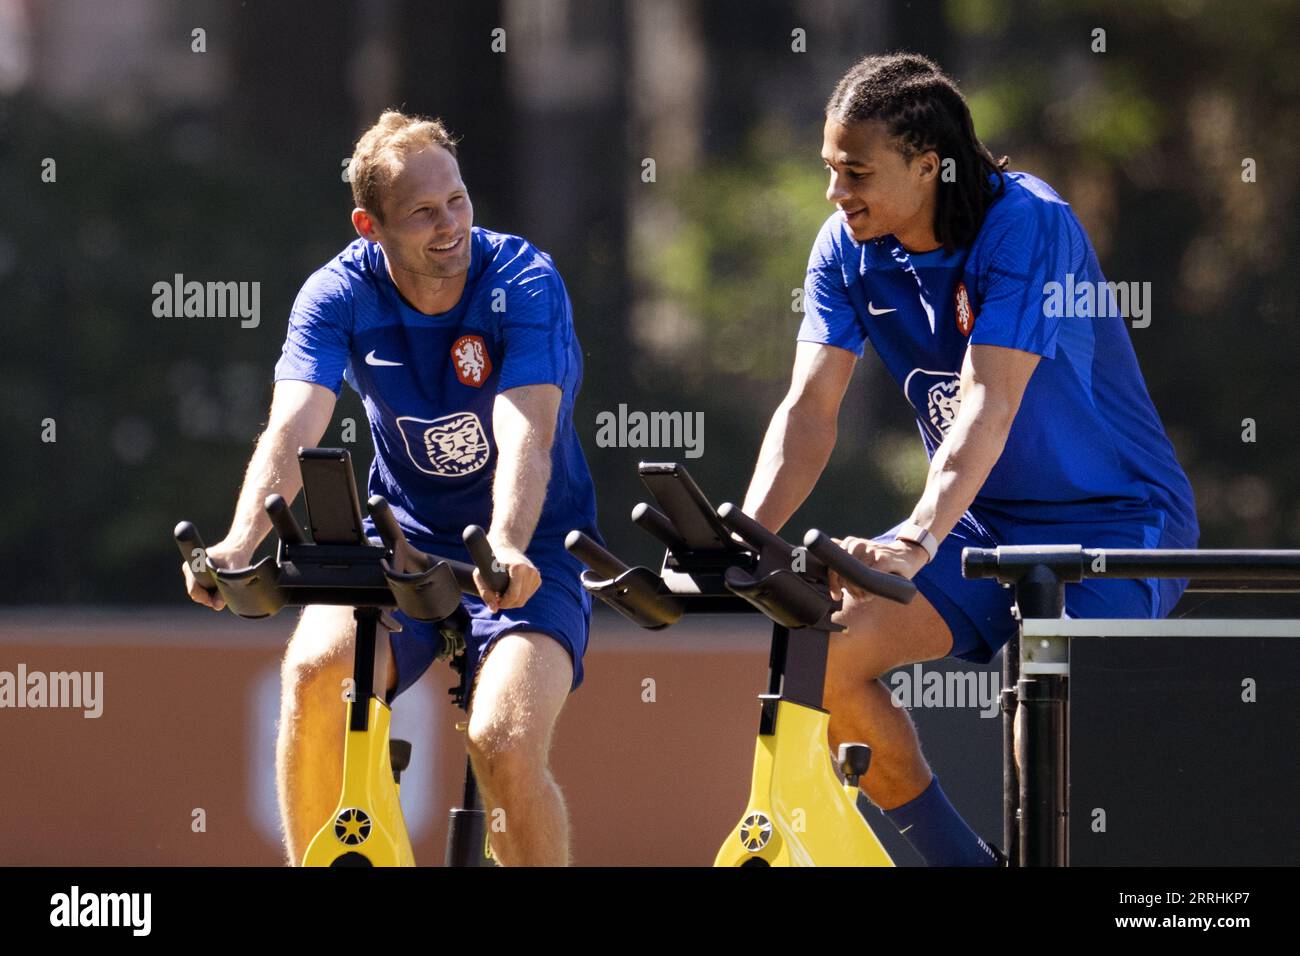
[183,110,600,866]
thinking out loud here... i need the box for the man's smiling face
[371,144,474,279]
[822,115,938,249]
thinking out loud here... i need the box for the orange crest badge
[451,334,492,387]
[955,282,976,336]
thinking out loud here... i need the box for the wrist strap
[895,522,939,563]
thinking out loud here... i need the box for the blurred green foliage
[644,122,831,381]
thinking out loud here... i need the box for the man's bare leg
[822,590,954,810]
[464,631,573,866]
[823,590,1000,865]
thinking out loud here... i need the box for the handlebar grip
[264,494,306,546]
[564,530,630,580]
[464,525,510,594]
[716,503,794,558]
[367,496,432,573]
[803,529,918,604]
[631,502,687,552]
[173,521,218,592]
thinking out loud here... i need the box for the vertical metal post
[446,757,490,867]
[1012,565,1069,866]
[1001,632,1019,866]
[1019,672,1068,866]
[350,607,379,732]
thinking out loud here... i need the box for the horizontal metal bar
[1186,583,1300,593]
[1021,618,1300,638]
[1091,549,1300,578]
[965,547,1300,583]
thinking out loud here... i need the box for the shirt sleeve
[273,266,353,397]
[967,201,1072,359]
[497,256,572,392]
[796,215,866,357]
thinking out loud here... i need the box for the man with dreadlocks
[741,53,1198,866]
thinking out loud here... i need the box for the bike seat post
[350,606,383,733]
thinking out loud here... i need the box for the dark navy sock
[882,773,999,866]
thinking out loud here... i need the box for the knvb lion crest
[396,411,491,477]
[903,368,962,445]
[955,281,976,336]
[451,334,492,387]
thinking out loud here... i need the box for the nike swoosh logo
[365,350,403,367]
[867,302,896,315]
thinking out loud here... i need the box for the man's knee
[823,665,895,724]
[824,606,951,715]
[824,621,897,704]
[465,716,543,786]
[464,631,571,783]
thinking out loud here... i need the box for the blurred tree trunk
[500,0,630,404]
[396,0,514,221]
[625,0,705,364]
[889,0,951,65]
[228,0,352,155]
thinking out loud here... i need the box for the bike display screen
[298,448,366,545]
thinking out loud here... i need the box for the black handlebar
[566,463,917,631]
[716,503,797,560]
[803,529,918,604]
[368,494,433,573]
[177,447,519,623]
[265,494,306,546]
[362,497,510,596]
[174,521,218,594]
[464,524,510,595]
[177,504,510,617]
[565,530,630,580]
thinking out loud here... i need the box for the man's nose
[826,173,851,205]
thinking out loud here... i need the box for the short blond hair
[348,109,460,221]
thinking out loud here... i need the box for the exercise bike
[564,462,916,866]
[175,447,509,867]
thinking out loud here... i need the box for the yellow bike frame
[302,695,415,867]
[716,696,893,866]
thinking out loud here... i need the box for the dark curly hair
[826,53,1009,250]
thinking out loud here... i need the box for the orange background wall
[0,608,1001,866]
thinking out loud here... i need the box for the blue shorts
[367,535,592,704]
[876,502,1193,665]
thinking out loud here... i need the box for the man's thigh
[285,605,356,674]
[828,589,956,685]
[467,632,574,757]
[873,512,1016,665]
[286,604,398,697]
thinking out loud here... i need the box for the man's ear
[351,207,379,241]
[914,149,941,184]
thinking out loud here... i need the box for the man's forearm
[742,399,837,533]
[488,445,551,553]
[223,424,310,555]
[908,405,1015,544]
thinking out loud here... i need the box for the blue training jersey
[798,171,1198,544]
[274,226,600,550]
